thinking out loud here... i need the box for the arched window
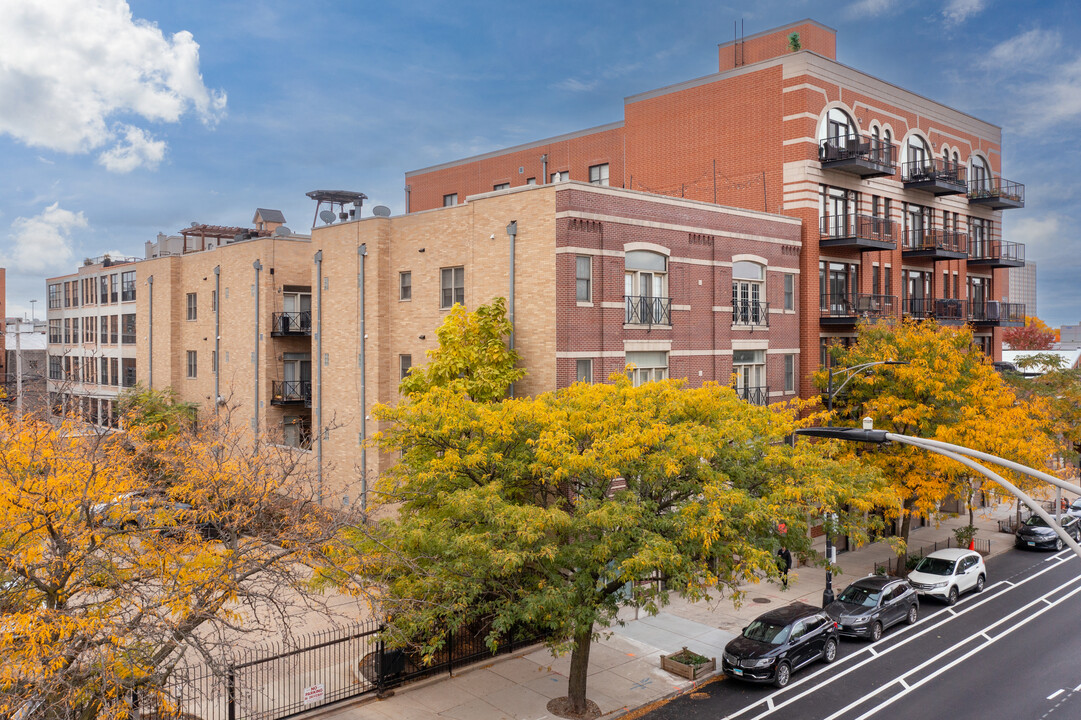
[625,250,669,325]
[970,155,991,192]
[906,135,930,167]
[732,261,766,325]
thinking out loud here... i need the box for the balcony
[901,158,968,196]
[625,295,672,327]
[820,293,896,326]
[271,311,312,337]
[732,300,770,328]
[818,137,896,178]
[968,177,1024,209]
[902,228,968,260]
[820,214,897,251]
[968,239,1025,268]
[970,301,1025,327]
[734,385,770,406]
[271,380,312,406]
[902,297,969,324]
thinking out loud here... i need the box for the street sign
[302,683,325,705]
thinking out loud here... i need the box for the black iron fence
[902,228,968,254]
[732,300,769,326]
[873,536,993,577]
[818,136,896,167]
[819,214,897,243]
[734,385,770,406]
[271,312,312,336]
[625,295,672,326]
[145,620,547,720]
[820,293,895,320]
[901,158,967,185]
[970,239,1025,264]
[271,380,312,405]
[968,176,1025,205]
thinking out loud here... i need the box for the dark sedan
[1015,513,1081,551]
[722,602,839,688]
[825,576,919,642]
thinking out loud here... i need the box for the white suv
[906,548,986,605]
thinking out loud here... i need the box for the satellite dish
[274,226,292,236]
[372,205,391,217]
[319,210,336,225]
[190,222,198,227]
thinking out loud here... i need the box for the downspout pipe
[214,266,220,416]
[358,244,368,512]
[147,276,154,389]
[541,154,548,185]
[253,260,262,440]
[314,250,324,504]
[404,185,411,214]
[506,221,517,398]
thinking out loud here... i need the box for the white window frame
[589,163,609,186]
[440,266,465,309]
[783,274,794,311]
[443,193,458,207]
[551,171,569,183]
[732,261,766,325]
[784,354,795,393]
[493,182,510,191]
[399,271,412,301]
[186,292,197,321]
[575,256,592,302]
[626,351,668,387]
[186,350,197,379]
[576,358,592,384]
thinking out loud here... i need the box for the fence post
[376,628,386,699]
[447,627,454,677]
[226,665,236,720]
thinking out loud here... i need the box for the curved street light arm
[829,360,907,402]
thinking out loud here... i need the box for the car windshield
[743,619,791,645]
[1071,500,1081,511]
[837,585,881,607]
[1024,515,1050,527]
[914,557,956,576]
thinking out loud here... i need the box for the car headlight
[928,581,947,589]
[742,657,775,669]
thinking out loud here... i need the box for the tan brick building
[405,19,1027,389]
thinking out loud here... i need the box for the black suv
[825,576,919,642]
[722,602,840,687]
[1016,513,1081,551]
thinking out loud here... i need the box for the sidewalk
[320,504,1020,720]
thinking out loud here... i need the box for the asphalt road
[643,547,1081,720]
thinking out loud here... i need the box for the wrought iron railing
[818,136,896,167]
[970,239,1025,264]
[903,227,968,254]
[932,298,968,322]
[820,214,897,243]
[820,293,895,319]
[271,380,311,404]
[969,301,1025,324]
[625,295,672,326]
[271,311,312,336]
[901,158,967,185]
[968,176,1025,205]
[732,300,769,326]
[902,297,934,319]
[735,385,770,406]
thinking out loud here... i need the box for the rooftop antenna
[306,190,368,229]
[735,19,745,67]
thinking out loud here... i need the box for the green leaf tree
[336,374,895,716]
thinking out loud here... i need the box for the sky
[1,0,1079,327]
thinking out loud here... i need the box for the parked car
[1015,513,1081,551]
[722,602,839,688]
[906,548,985,605]
[1065,498,1081,521]
[825,576,919,642]
[93,492,229,541]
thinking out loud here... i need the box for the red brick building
[405,19,1025,394]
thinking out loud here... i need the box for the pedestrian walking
[777,545,792,589]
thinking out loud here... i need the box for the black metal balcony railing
[968,176,1025,209]
[969,301,1025,326]
[818,136,896,177]
[819,214,897,250]
[734,385,770,406]
[901,158,968,195]
[625,295,672,326]
[732,300,770,326]
[902,228,968,256]
[968,239,1026,267]
[820,293,896,322]
[902,297,934,319]
[272,311,312,336]
[933,298,968,324]
[271,380,312,405]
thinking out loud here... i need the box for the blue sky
[1,0,1079,326]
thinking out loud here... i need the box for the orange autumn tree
[820,319,1056,569]
[1002,315,1056,351]
[0,392,350,719]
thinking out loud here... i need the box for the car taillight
[833,622,840,630]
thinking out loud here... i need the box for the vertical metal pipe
[358,244,367,511]
[404,185,411,214]
[314,250,323,504]
[505,222,517,397]
[541,154,548,185]
[214,266,221,416]
[15,323,23,420]
[252,261,262,440]
[147,275,154,389]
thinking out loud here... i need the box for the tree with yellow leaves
[0,394,352,720]
[820,319,1056,569]
[334,301,898,718]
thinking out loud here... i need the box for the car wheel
[947,586,959,605]
[870,621,883,642]
[1055,537,1064,551]
[773,661,792,688]
[906,605,919,625]
[823,638,838,664]
[975,574,985,592]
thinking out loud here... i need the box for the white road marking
[766,698,774,710]
[1048,689,1065,700]
[868,647,878,656]
[899,678,910,689]
[980,632,992,641]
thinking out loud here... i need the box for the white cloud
[553,77,599,93]
[845,0,898,19]
[942,0,986,26]
[0,0,225,171]
[97,124,167,173]
[978,29,1061,70]
[5,203,87,274]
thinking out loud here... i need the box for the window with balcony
[903,269,932,317]
[969,155,991,193]
[575,256,592,302]
[625,251,670,325]
[969,217,992,258]
[905,134,930,169]
[626,351,667,386]
[589,164,609,186]
[278,290,312,333]
[441,266,465,309]
[732,261,768,325]
[733,350,767,405]
[819,261,859,316]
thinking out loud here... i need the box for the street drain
[752,597,771,604]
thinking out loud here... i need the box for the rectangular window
[121,271,136,301]
[48,319,61,343]
[49,355,62,380]
[48,283,61,309]
[589,163,610,186]
[101,357,108,385]
[942,271,950,299]
[100,276,109,304]
[953,274,959,300]
[884,266,893,297]
[443,193,458,207]
[121,314,136,344]
[526,177,537,185]
[110,274,119,303]
[63,319,71,344]
[784,354,795,393]
[186,351,197,379]
[110,357,119,386]
[399,271,412,301]
[440,266,465,309]
[493,183,509,191]
[783,274,794,310]
[576,358,593,384]
[625,351,668,387]
[399,354,412,381]
[122,358,136,387]
[64,283,71,308]
[109,315,119,344]
[575,256,592,302]
[551,170,569,183]
[84,316,95,343]
[186,292,197,320]
[71,317,80,344]
[872,265,881,296]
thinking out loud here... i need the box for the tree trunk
[566,625,593,714]
[896,507,914,577]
